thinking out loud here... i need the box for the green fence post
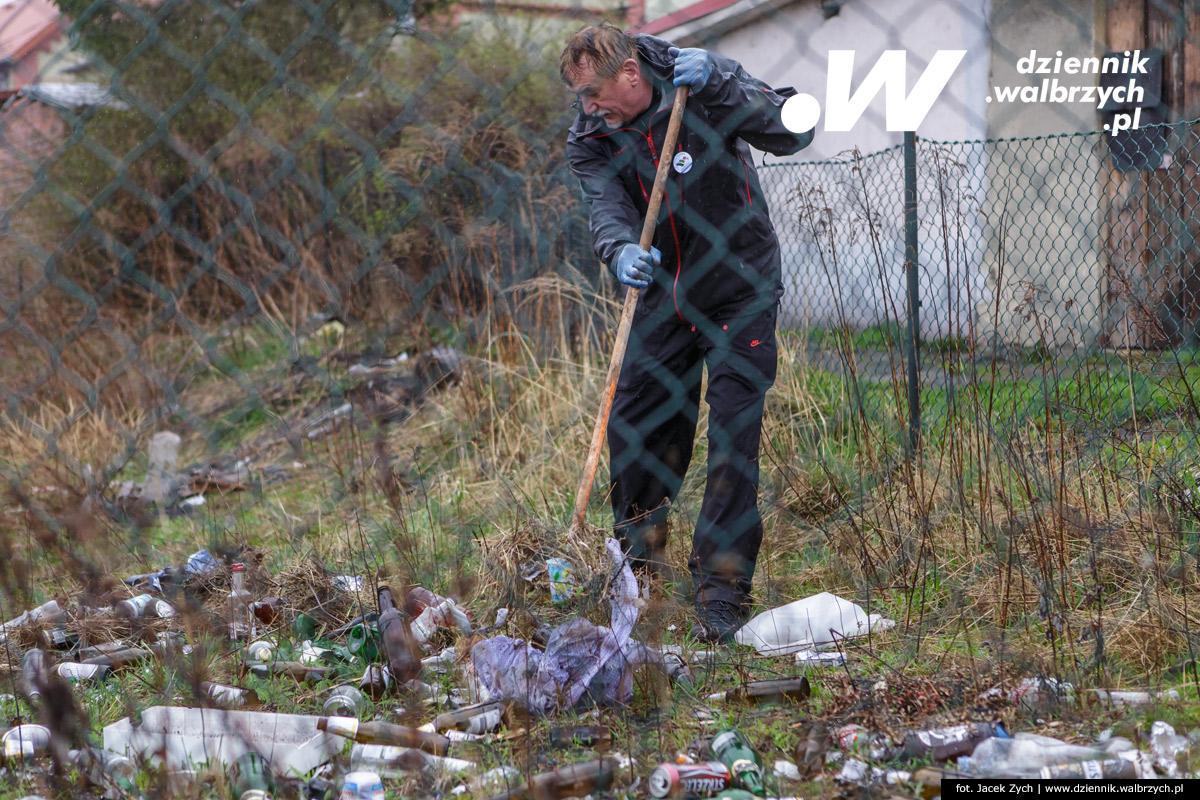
[904,131,921,455]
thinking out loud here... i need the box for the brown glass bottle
[901,722,1007,761]
[706,676,811,704]
[77,640,130,660]
[80,647,152,670]
[377,586,420,683]
[549,725,611,749]
[482,758,616,800]
[317,716,451,756]
[405,587,442,617]
[357,664,392,700]
[433,699,516,734]
[250,597,281,625]
[248,661,332,684]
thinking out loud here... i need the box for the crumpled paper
[470,539,663,715]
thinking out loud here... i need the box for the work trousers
[607,301,778,606]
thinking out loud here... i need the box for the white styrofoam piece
[103,706,341,778]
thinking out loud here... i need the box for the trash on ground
[470,539,669,716]
[103,706,342,777]
[704,676,810,704]
[733,592,896,655]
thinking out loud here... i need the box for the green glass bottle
[231,751,275,800]
[710,729,766,797]
[347,620,380,662]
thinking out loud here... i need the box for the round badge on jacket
[672,151,693,174]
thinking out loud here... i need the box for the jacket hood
[568,34,676,139]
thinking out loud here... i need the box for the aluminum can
[339,770,384,800]
[648,762,731,798]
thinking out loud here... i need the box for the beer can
[648,761,731,798]
[339,770,384,800]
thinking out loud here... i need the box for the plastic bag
[469,539,663,716]
[734,592,895,655]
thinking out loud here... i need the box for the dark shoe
[690,599,749,644]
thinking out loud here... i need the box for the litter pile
[0,542,1193,799]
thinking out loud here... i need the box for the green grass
[7,317,1200,799]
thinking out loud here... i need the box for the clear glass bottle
[227,563,253,641]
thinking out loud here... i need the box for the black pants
[608,301,777,606]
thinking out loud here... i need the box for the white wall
[662,0,993,336]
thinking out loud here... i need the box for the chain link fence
[761,123,1200,463]
[2,0,1200,796]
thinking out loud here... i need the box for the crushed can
[546,558,576,604]
[648,762,731,798]
[340,769,384,800]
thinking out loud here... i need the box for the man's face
[567,57,647,128]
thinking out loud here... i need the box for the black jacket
[566,34,813,321]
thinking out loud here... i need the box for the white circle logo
[672,151,693,174]
[781,93,820,134]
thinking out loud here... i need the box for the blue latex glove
[668,46,712,90]
[612,243,661,288]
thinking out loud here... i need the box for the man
[561,24,813,642]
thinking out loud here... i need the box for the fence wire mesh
[1,0,1200,797]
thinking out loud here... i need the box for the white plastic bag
[734,592,895,655]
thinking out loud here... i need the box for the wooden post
[1104,0,1150,349]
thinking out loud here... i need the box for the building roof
[635,0,793,42]
[0,0,60,63]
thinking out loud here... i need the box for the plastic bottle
[0,600,63,640]
[376,586,420,683]
[411,598,473,645]
[232,751,275,800]
[323,685,369,717]
[1037,759,1138,779]
[228,563,253,641]
[901,722,1007,761]
[1149,721,1192,778]
[710,729,766,795]
[706,677,810,704]
[317,716,452,756]
[1087,688,1180,706]
[966,733,1109,778]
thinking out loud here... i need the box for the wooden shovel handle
[569,86,690,538]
